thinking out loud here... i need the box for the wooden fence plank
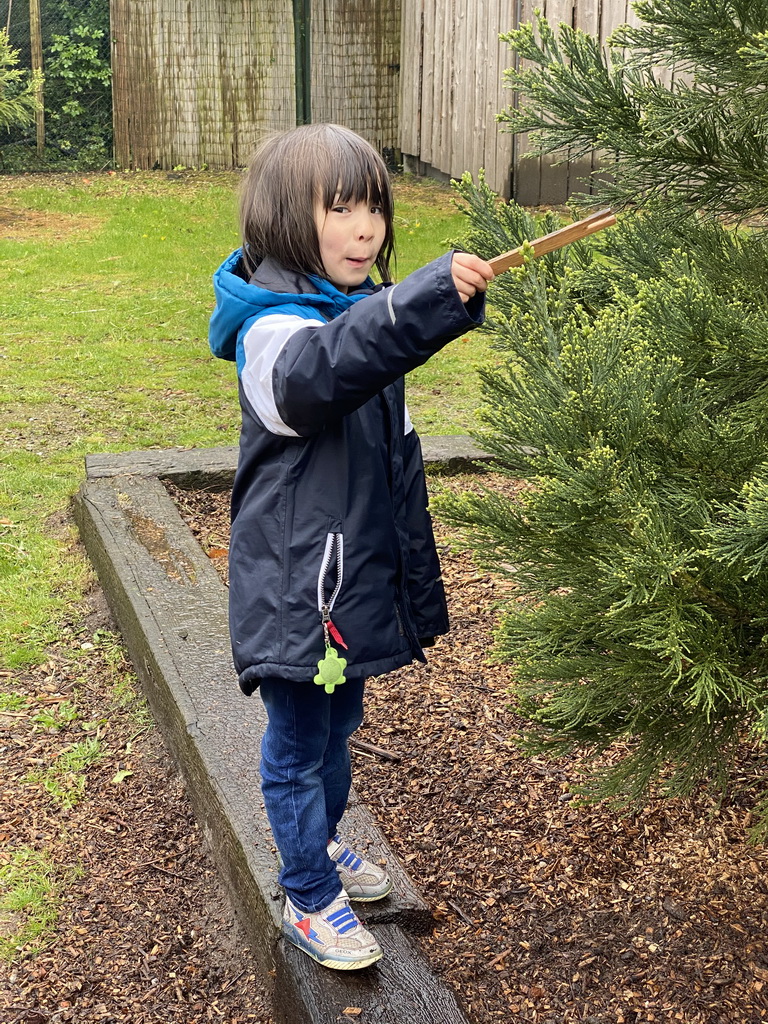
[590,0,634,189]
[570,0,600,196]
[472,0,488,184]
[486,0,516,196]
[454,0,471,179]
[399,0,424,157]
[511,0,543,205]
[435,0,453,170]
[420,0,436,164]
[536,0,572,205]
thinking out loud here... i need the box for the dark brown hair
[239,123,395,283]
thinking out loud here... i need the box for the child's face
[314,195,387,292]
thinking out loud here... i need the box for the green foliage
[48,0,110,37]
[0,692,28,712]
[498,1,768,218]
[443,182,768,808]
[1,1,112,171]
[44,24,112,165]
[441,0,768,822]
[0,29,40,133]
[31,700,79,731]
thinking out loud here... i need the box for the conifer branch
[498,10,768,219]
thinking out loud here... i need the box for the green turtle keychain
[314,605,348,693]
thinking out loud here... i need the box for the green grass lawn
[0,170,492,669]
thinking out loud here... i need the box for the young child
[209,123,493,970]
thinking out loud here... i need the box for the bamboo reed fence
[110,0,400,171]
[110,0,295,170]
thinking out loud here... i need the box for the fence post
[29,0,44,154]
[293,0,311,125]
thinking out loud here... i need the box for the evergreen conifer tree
[0,30,40,134]
[441,0,768,827]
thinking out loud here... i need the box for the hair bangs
[319,137,389,211]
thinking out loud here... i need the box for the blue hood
[209,249,373,373]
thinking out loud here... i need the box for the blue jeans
[259,676,365,913]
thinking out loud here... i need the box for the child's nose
[355,213,375,240]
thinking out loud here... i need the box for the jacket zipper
[317,532,348,649]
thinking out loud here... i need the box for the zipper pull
[326,618,348,650]
[321,604,331,647]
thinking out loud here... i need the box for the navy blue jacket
[209,249,485,693]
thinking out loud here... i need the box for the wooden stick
[349,737,402,762]
[489,209,616,274]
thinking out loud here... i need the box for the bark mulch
[0,594,272,1024]
[169,473,768,1024]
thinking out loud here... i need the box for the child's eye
[331,204,349,214]
[371,204,384,215]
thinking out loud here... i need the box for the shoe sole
[282,921,383,970]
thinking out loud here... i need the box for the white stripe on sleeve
[404,401,414,435]
[241,314,324,437]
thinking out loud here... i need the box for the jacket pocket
[317,531,344,620]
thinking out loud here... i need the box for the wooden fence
[110,0,400,170]
[399,0,640,202]
[110,0,633,198]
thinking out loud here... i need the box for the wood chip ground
[169,474,768,1024]
[5,473,767,1023]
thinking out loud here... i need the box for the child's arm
[267,253,490,436]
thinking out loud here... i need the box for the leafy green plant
[31,700,79,732]
[0,692,28,713]
[58,736,104,771]
[43,24,112,166]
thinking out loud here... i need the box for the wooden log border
[73,438,492,1024]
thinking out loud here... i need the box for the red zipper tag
[327,619,348,650]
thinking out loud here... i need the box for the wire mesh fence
[1,0,112,170]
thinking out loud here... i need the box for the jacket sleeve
[403,427,450,642]
[273,252,485,436]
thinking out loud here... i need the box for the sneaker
[282,892,383,970]
[327,835,393,902]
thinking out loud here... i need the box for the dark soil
[168,474,768,1024]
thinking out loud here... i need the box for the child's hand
[451,252,495,303]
